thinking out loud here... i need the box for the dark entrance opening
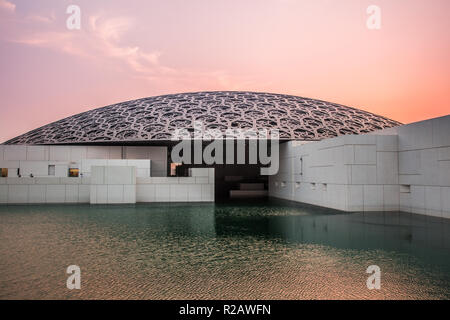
[213,163,268,200]
[168,140,274,201]
[169,163,268,201]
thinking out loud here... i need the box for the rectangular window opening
[299,157,303,175]
[48,165,55,176]
[170,163,182,176]
[68,168,79,177]
[400,185,411,193]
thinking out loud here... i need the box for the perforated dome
[4,91,401,144]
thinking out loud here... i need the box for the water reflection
[215,200,450,267]
[0,199,449,299]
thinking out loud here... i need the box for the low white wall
[136,168,215,202]
[0,177,90,204]
[90,166,136,204]
[0,167,215,204]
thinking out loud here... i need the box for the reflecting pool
[1,199,449,299]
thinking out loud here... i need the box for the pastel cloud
[0,0,15,13]
[4,7,246,89]
[88,15,172,76]
[11,13,164,72]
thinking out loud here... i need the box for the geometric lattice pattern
[4,91,401,144]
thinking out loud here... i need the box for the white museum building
[0,92,449,219]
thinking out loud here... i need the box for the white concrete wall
[81,159,150,178]
[136,168,215,202]
[0,177,91,204]
[0,145,123,162]
[10,160,70,177]
[90,166,136,204]
[0,145,167,177]
[269,135,399,212]
[395,115,450,219]
[0,167,214,204]
[123,146,167,177]
[269,115,450,219]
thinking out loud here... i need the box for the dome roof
[4,91,401,144]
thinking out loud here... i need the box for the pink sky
[0,0,449,142]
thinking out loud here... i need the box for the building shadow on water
[213,198,450,270]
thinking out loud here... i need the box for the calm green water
[0,200,449,299]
